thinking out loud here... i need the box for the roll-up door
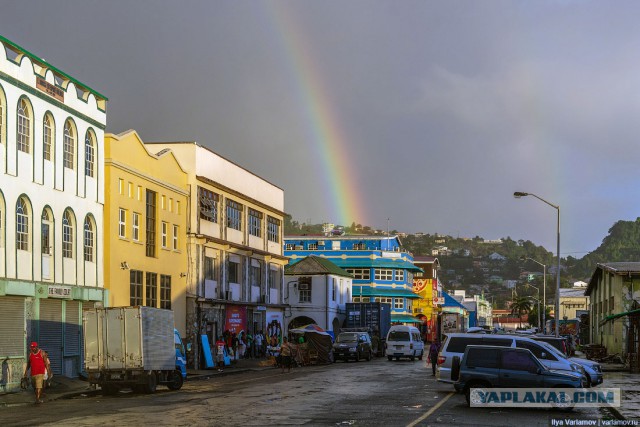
[64,301,81,377]
[39,299,63,375]
[0,297,25,357]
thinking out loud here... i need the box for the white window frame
[172,224,178,250]
[132,212,140,241]
[374,269,393,281]
[347,269,370,280]
[394,298,404,309]
[161,221,168,248]
[119,209,126,238]
[17,99,30,153]
[395,270,405,281]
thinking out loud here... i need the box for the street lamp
[520,256,547,333]
[514,191,561,338]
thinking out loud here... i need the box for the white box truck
[83,306,187,394]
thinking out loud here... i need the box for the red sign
[225,305,247,334]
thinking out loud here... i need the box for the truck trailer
[83,306,187,394]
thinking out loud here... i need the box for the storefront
[0,281,107,391]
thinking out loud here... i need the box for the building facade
[104,130,189,335]
[586,262,640,357]
[284,255,353,332]
[0,35,108,387]
[284,235,422,325]
[412,256,441,341]
[147,142,288,369]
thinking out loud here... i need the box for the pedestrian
[215,337,226,372]
[254,330,264,358]
[23,342,51,404]
[232,333,239,360]
[280,337,293,373]
[428,340,440,376]
[246,332,254,359]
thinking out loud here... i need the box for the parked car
[532,339,603,387]
[385,325,425,361]
[333,332,373,362]
[453,345,586,407]
[531,335,569,355]
[436,333,586,384]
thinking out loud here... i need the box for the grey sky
[4,1,640,256]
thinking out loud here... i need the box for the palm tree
[510,295,533,329]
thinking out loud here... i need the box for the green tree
[510,295,532,328]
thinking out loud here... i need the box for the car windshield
[337,333,358,343]
[388,331,410,341]
[538,341,567,359]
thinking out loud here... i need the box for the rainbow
[266,3,366,227]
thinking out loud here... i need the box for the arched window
[16,198,29,251]
[63,120,75,169]
[17,98,31,153]
[84,217,94,262]
[0,89,5,145]
[43,114,53,161]
[62,210,73,258]
[41,209,52,255]
[85,132,95,177]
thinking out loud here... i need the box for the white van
[385,325,424,361]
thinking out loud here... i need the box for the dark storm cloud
[3,0,640,255]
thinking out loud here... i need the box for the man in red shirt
[23,342,51,404]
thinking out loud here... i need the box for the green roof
[599,308,640,325]
[0,35,108,101]
[353,286,420,299]
[285,255,352,278]
[391,314,422,323]
[316,258,423,272]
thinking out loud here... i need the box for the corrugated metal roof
[352,286,421,299]
[284,255,352,278]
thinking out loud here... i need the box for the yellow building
[413,256,441,341]
[104,130,189,335]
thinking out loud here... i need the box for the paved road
[3,357,614,426]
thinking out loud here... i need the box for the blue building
[284,235,422,324]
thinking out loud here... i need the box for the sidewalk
[0,357,275,408]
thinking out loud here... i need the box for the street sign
[433,297,445,305]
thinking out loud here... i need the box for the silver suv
[436,333,586,384]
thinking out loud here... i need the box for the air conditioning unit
[318,240,325,245]
[298,283,309,290]
[295,245,303,250]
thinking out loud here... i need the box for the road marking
[406,392,454,427]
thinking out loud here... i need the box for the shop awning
[599,308,640,325]
[352,286,421,299]
[323,258,424,272]
[391,314,422,324]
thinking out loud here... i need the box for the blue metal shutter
[39,299,63,375]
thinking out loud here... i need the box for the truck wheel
[144,373,157,394]
[167,369,184,391]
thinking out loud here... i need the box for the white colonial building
[0,35,107,387]
[284,255,353,333]
[147,141,288,369]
